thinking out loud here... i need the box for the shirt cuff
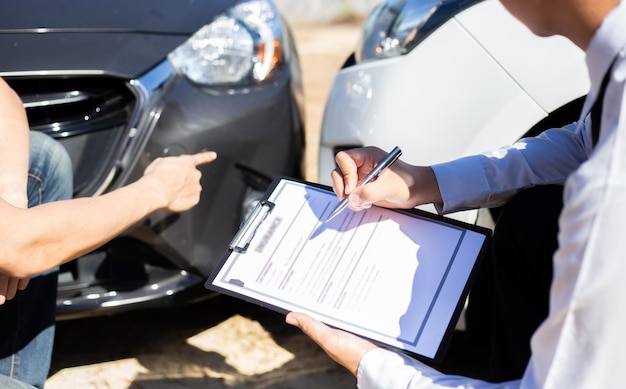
[431,156,491,214]
[357,348,440,389]
[357,348,521,389]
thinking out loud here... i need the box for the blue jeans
[0,132,73,388]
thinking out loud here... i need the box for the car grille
[7,75,137,197]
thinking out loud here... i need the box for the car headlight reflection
[356,0,483,62]
[168,0,283,86]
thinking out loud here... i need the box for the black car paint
[0,0,305,319]
[0,0,235,76]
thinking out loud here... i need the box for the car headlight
[168,0,283,86]
[356,0,483,62]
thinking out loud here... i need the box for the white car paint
[318,0,589,224]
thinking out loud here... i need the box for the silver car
[318,0,588,225]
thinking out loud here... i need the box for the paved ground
[45,22,363,389]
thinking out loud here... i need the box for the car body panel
[131,64,303,277]
[0,0,228,32]
[0,32,187,77]
[0,0,235,77]
[454,1,588,112]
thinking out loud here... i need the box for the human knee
[28,131,73,202]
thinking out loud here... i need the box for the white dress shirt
[357,1,626,388]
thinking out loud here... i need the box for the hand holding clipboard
[206,176,490,362]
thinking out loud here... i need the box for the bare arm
[0,77,31,302]
[0,77,29,207]
[0,151,217,278]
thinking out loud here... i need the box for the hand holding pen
[326,146,402,222]
[325,146,444,221]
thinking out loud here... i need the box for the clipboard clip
[229,200,275,253]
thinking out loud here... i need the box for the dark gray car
[0,0,305,319]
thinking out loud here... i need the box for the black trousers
[465,185,563,382]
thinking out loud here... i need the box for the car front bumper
[55,58,304,319]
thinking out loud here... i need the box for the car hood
[0,0,236,78]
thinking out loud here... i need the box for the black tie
[590,58,617,146]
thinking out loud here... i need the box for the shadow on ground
[50,295,356,388]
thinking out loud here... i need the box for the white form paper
[209,178,488,360]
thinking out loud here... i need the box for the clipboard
[205,176,491,362]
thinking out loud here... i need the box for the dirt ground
[296,21,363,182]
[45,22,362,389]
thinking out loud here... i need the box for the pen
[325,146,402,223]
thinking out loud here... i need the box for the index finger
[190,151,217,166]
